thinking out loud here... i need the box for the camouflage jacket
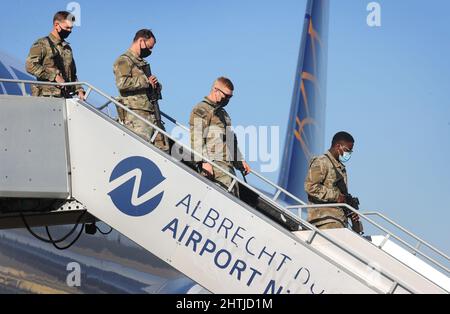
[26,33,83,97]
[304,151,348,226]
[113,49,156,112]
[189,97,243,164]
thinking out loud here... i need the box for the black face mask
[140,42,152,58]
[57,25,72,40]
[218,98,230,108]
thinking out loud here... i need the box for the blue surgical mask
[339,151,352,163]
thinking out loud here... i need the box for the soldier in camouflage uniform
[304,132,360,230]
[26,11,84,98]
[189,77,251,197]
[113,29,169,153]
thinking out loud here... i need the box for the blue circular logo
[108,156,166,217]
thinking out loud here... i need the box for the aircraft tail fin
[278,0,330,203]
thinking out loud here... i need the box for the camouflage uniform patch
[26,33,83,97]
[304,151,348,228]
[212,161,239,197]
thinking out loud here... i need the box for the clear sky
[1,0,449,255]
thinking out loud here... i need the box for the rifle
[324,154,364,235]
[148,84,165,129]
[230,133,248,182]
[334,176,364,235]
[142,64,170,150]
[233,160,248,183]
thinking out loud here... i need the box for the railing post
[306,231,317,245]
[413,242,422,256]
[388,282,399,294]
[150,131,159,143]
[272,189,281,202]
[19,82,27,96]
[228,179,237,193]
[97,100,112,111]
[378,234,391,249]
[84,87,93,100]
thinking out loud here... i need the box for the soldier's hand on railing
[337,194,346,204]
[77,90,86,101]
[55,74,66,89]
[351,213,360,221]
[148,75,158,89]
[201,162,214,178]
[242,161,251,176]
[55,74,65,84]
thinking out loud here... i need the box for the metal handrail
[362,211,450,261]
[1,78,445,293]
[287,204,449,275]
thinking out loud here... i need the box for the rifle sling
[46,37,67,81]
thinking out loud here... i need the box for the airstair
[0,79,448,294]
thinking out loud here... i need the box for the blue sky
[1,0,449,254]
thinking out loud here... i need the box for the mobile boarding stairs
[0,79,449,294]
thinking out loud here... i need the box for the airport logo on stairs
[108,156,166,217]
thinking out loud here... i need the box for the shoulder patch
[29,39,45,56]
[310,155,327,167]
[116,58,131,75]
[29,45,42,56]
[193,107,207,118]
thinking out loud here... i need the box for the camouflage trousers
[315,220,348,230]
[31,85,76,98]
[211,161,239,197]
[31,85,63,97]
[123,109,170,153]
[308,206,348,230]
